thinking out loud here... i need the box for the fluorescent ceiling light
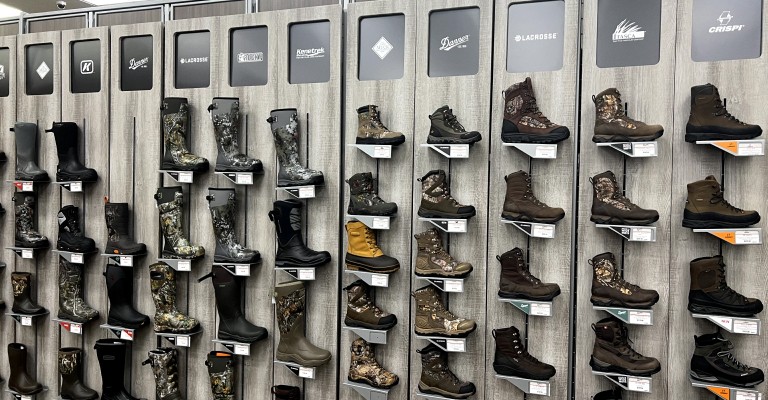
[0,4,21,19]
[83,0,145,5]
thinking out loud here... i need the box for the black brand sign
[691,0,762,62]
[428,7,480,77]
[507,1,565,73]
[120,35,153,91]
[0,48,9,97]
[70,39,100,93]
[289,21,331,84]
[596,0,661,68]
[26,43,54,95]
[230,26,268,87]
[358,14,405,81]
[175,31,210,89]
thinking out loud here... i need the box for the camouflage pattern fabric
[208,360,234,400]
[595,92,637,129]
[150,263,199,332]
[347,283,388,318]
[594,176,631,211]
[348,338,398,388]
[420,171,465,207]
[11,273,27,297]
[58,258,99,323]
[269,112,323,182]
[147,348,181,400]
[162,102,208,168]
[105,205,120,243]
[357,105,401,139]
[276,286,305,335]
[210,192,257,261]
[419,346,466,391]
[58,350,78,375]
[415,229,463,272]
[158,192,205,258]
[211,100,258,168]
[505,81,556,129]
[15,196,47,245]
[413,286,470,334]
[592,257,634,295]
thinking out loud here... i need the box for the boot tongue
[597,88,620,99]
[594,170,616,182]
[704,175,718,182]
[592,252,615,265]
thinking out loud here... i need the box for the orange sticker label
[713,141,738,153]
[707,386,730,399]
[712,231,736,244]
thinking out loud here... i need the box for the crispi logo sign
[237,52,263,63]
[612,19,646,42]
[295,47,325,59]
[128,57,149,70]
[514,33,558,42]
[709,11,745,33]
[439,35,469,51]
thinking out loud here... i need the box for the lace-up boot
[590,171,658,225]
[688,255,763,317]
[348,338,399,389]
[501,77,570,144]
[690,331,764,387]
[686,84,762,142]
[427,106,482,145]
[683,175,760,228]
[414,228,472,278]
[590,252,659,308]
[346,172,397,216]
[413,285,475,337]
[502,170,565,223]
[593,88,663,142]
[357,105,405,145]
[493,325,556,380]
[417,343,476,399]
[497,248,560,301]
[344,221,399,274]
[590,316,661,376]
[418,170,475,219]
[344,280,397,330]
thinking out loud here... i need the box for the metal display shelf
[502,142,558,159]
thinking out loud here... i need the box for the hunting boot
[417,343,476,399]
[593,388,623,400]
[143,347,182,400]
[427,105,482,145]
[95,339,140,400]
[590,252,659,309]
[149,263,200,334]
[161,97,209,172]
[686,83,762,142]
[590,171,659,225]
[8,343,43,395]
[11,272,45,315]
[46,122,98,182]
[413,285,475,337]
[345,221,400,274]
[105,264,150,329]
[502,170,565,223]
[269,200,331,268]
[497,248,560,301]
[501,77,570,144]
[0,151,6,162]
[267,109,324,187]
[13,192,49,248]
[274,280,332,367]
[348,338,399,389]
[590,316,661,376]
[11,122,48,181]
[592,88,664,142]
[58,348,98,400]
[207,188,260,264]
[58,258,99,323]
[356,105,405,145]
[688,255,763,317]
[418,170,476,219]
[206,352,235,400]
[155,187,205,259]
[683,176,760,228]
[493,325,556,380]
[344,280,397,330]
[57,205,96,252]
[690,331,764,387]
[105,202,147,255]
[346,172,398,216]
[208,97,263,173]
[204,265,268,343]
[271,385,300,400]
[414,228,472,278]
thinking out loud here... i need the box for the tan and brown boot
[414,228,472,278]
[344,280,397,330]
[501,77,570,144]
[686,83,762,142]
[592,88,664,142]
[590,316,661,377]
[502,170,565,223]
[683,176,760,228]
[344,221,399,273]
[413,285,475,337]
[590,171,658,225]
[417,343,476,399]
[418,170,476,219]
[590,252,659,309]
[356,105,405,145]
[348,338,399,389]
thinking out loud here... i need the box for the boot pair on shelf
[11,121,96,182]
[7,344,97,398]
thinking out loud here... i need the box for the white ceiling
[0,0,147,16]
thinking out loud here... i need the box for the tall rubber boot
[57,205,96,252]
[143,347,182,400]
[266,109,324,186]
[13,192,49,248]
[208,97,262,173]
[58,347,98,400]
[105,202,146,255]
[95,339,140,400]
[149,262,199,333]
[8,343,43,395]
[11,272,46,315]
[58,258,99,323]
[161,97,209,172]
[202,265,267,343]
[155,187,205,259]
[274,280,332,367]
[104,264,149,329]
[268,199,331,268]
[207,188,260,263]
[11,122,48,181]
[206,351,235,400]
[46,122,97,182]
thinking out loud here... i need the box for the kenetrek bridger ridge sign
[506,0,565,73]
[691,0,762,62]
[428,7,480,77]
[596,0,661,68]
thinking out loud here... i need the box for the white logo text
[128,57,149,70]
[439,35,470,51]
[295,48,325,59]
[612,19,646,42]
[237,52,263,63]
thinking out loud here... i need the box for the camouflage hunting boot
[144,347,182,400]
[12,122,48,181]
[592,88,664,142]
[502,170,565,223]
[690,331,765,387]
[501,77,570,144]
[105,202,147,255]
[161,98,209,172]
[356,105,405,145]
[267,109,325,187]
[57,205,96,253]
[683,175,760,228]
[344,280,397,330]
[497,248,560,301]
[58,348,98,400]
[348,338,399,389]
[11,272,45,315]
[346,172,398,216]
[207,188,260,264]
[58,258,99,323]
[493,325,556,380]
[274,280,332,367]
[413,285,475,337]
[414,228,472,278]
[418,170,476,219]
[155,188,205,259]
[418,343,476,399]
[13,192,48,248]
[345,221,400,274]
[688,255,763,317]
[271,385,300,400]
[591,316,661,377]
[590,171,659,225]
[590,252,659,309]
[149,263,200,334]
[206,351,235,400]
[686,83,762,142]
[428,106,482,145]
[208,97,263,173]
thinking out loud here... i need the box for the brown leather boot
[593,88,663,142]
[497,248,560,301]
[344,280,397,330]
[418,170,476,219]
[686,83,762,142]
[413,285,475,337]
[688,255,763,317]
[590,171,658,225]
[501,77,570,144]
[502,170,565,223]
[590,252,659,309]
[590,317,660,377]
[418,343,475,399]
[414,228,472,278]
[344,221,399,273]
[683,176,760,228]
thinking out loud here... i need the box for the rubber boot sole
[690,369,763,388]
[501,131,569,144]
[590,296,658,309]
[682,218,759,229]
[356,136,406,145]
[276,350,331,367]
[426,134,482,145]
[590,356,660,377]
[501,211,564,224]
[493,364,554,381]
[218,329,268,343]
[415,324,476,338]
[687,303,758,318]
[349,375,399,389]
[498,289,561,302]
[345,261,400,274]
[685,132,762,143]
[592,131,663,143]
[414,268,473,279]
[418,382,474,399]
[590,214,659,226]
[418,207,476,219]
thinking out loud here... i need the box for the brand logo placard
[709,11,745,33]
[359,15,405,81]
[612,19,646,42]
[179,56,208,64]
[237,52,263,63]
[371,36,393,60]
[295,47,325,59]
[596,0,661,68]
[428,7,480,77]
[506,1,565,73]
[128,57,149,70]
[36,61,50,79]
[515,32,558,42]
[0,65,6,81]
[439,35,470,51]
[79,60,93,74]
[691,0,762,62]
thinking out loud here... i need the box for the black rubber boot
[105,202,146,255]
[12,122,48,181]
[57,205,96,253]
[8,343,43,395]
[104,264,149,329]
[205,265,268,343]
[268,199,331,268]
[46,122,97,182]
[95,339,140,400]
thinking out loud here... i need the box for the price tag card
[298,366,314,379]
[235,265,250,276]
[178,172,193,183]
[735,231,760,244]
[370,274,388,287]
[738,142,763,156]
[629,311,652,325]
[176,260,191,272]
[534,145,557,159]
[21,316,32,326]
[120,330,134,340]
[21,395,32,400]
[735,390,759,400]
[234,344,249,356]
[298,186,315,198]
[445,339,465,352]
[627,377,651,392]
[532,224,555,238]
[373,145,391,158]
[733,319,759,335]
[70,181,83,192]
[630,228,653,242]
[372,217,390,230]
[715,317,734,331]
[530,303,552,316]
[70,253,84,264]
[632,142,657,157]
[119,256,133,267]
[298,269,315,280]
[444,280,463,292]
[236,173,253,185]
[175,336,190,347]
[21,249,33,259]
[70,323,82,334]
[446,220,467,233]
[529,382,549,395]
[22,182,34,192]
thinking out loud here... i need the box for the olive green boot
[344,280,397,330]
[348,338,399,389]
[274,281,332,367]
[413,285,475,337]
[414,228,472,278]
[418,343,476,399]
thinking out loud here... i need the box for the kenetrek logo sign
[439,35,469,51]
[710,11,745,33]
[612,19,646,42]
[295,47,325,59]
[128,57,149,70]
[515,32,558,42]
[80,60,94,74]
[237,52,263,63]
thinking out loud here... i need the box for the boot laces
[428,237,455,261]
[717,348,749,371]
[716,263,745,301]
[364,229,382,253]
[712,92,743,123]
[436,181,463,208]
[523,178,547,207]
[615,326,644,360]
[710,188,743,212]
[608,177,638,208]
[522,90,552,124]
[371,111,388,130]
[513,253,541,284]
[443,110,466,132]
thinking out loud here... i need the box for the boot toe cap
[458,382,476,394]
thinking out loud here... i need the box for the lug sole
[687,303,758,318]
[345,262,399,274]
[501,132,569,144]
[57,311,96,324]
[590,296,657,309]
[356,136,406,145]
[346,208,397,216]
[592,132,663,143]
[690,370,763,388]
[274,258,329,268]
[348,376,399,389]
[682,218,758,229]
[414,269,472,279]
[418,207,475,219]
[214,164,263,173]
[501,212,564,224]
[493,364,554,381]
[276,350,331,367]
[590,215,659,226]
[418,382,474,399]
[685,132,762,143]
[415,324,476,338]
[498,289,561,302]
[344,317,396,331]
[277,177,324,187]
[590,356,660,377]
[218,330,268,343]
[161,162,208,172]
[426,134,482,145]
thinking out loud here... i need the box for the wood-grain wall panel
[28,16,86,34]
[96,9,163,27]
[258,0,337,12]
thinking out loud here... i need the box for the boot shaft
[493,325,526,356]
[413,285,444,312]
[145,347,181,400]
[593,88,628,124]
[347,172,376,196]
[271,385,300,400]
[504,170,538,200]
[593,316,624,343]
[57,205,82,235]
[206,351,235,400]
[688,84,750,129]
[13,122,40,160]
[430,106,467,134]
[94,339,128,381]
[414,228,444,253]
[357,105,388,136]
[58,347,83,376]
[211,265,244,320]
[48,122,79,160]
[503,78,555,128]
[270,200,303,245]
[498,248,537,283]
[150,263,179,314]
[420,169,450,199]
[11,272,31,298]
[105,202,132,241]
[13,192,38,231]
[267,108,301,167]
[685,176,742,215]
[591,252,620,285]
[274,281,306,334]
[689,255,724,292]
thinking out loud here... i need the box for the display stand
[6,310,49,326]
[417,217,467,233]
[159,170,195,184]
[593,306,653,325]
[419,143,470,158]
[502,143,558,159]
[346,215,391,230]
[344,270,389,287]
[591,370,652,393]
[212,262,257,277]
[501,219,556,239]
[156,327,202,348]
[273,360,316,379]
[414,335,466,352]
[690,313,760,335]
[342,326,388,345]
[595,142,658,157]
[6,387,48,400]
[276,185,319,199]
[52,249,97,264]
[413,392,457,400]
[498,298,553,317]
[343,381,390,400]
[694,139,764,156]
[6,246,47,259]
[595,224,656,242]
[212,339,251,356]
[691,228,762,245]
[52,181,87,192]
[213,171,257,185]
[275,267,315,281]
[52,318,87,335]
[157,257,201,272]
[8,180,48,192]
[495,374,551,396]
[346,144,393,159]
[689,377,763,400]
[414,276,464,292]
[100,253,146,267]
[100,323,135,341]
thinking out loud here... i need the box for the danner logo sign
[439,35,469,51]
[612,19,645,42]
[295,47,325,59]
[514,32,558,42]
[237,52,263,63]
[709,11,745,33]
[128,57,149,70]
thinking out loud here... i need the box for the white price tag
[444,280,463,292]
[445,339,465,352]
[21,395,32,400]
[735,390,759,400]
[627,377,651,392]
[738,142,763,156]
[716,317,734,331]
[630,228,653,242]
[21,316,32,326]
[632,142,657,157]
[733,319,759,335]
[532,224,555,238]
[21,249,33,259]
[236,173,253,185]
[234,344,249,356]
[120,330,133,340]
[119,256,133,267]
[178,172,193,183]
[534,145,557,158]
[298,186,315,198]
[735,231,760,244]
[446,220,466,233]
[235,265,250,276]
[373,146,391,158]
[22,182,33,192]
[529,381,549,395]
[370,274,388,287]
[176,260,191,272]
[70,253,84,264]
[70,181,83,192]
[449,145,469,158]
[70,323,82,334]
[372,217,389,230]
[530,303,552,316]
[175,335,190,347]
[298,269,315,280]
[629,311,652,325]
[298,366,314,379]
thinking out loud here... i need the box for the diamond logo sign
[36,61,50,79]
[372,36,393,60]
